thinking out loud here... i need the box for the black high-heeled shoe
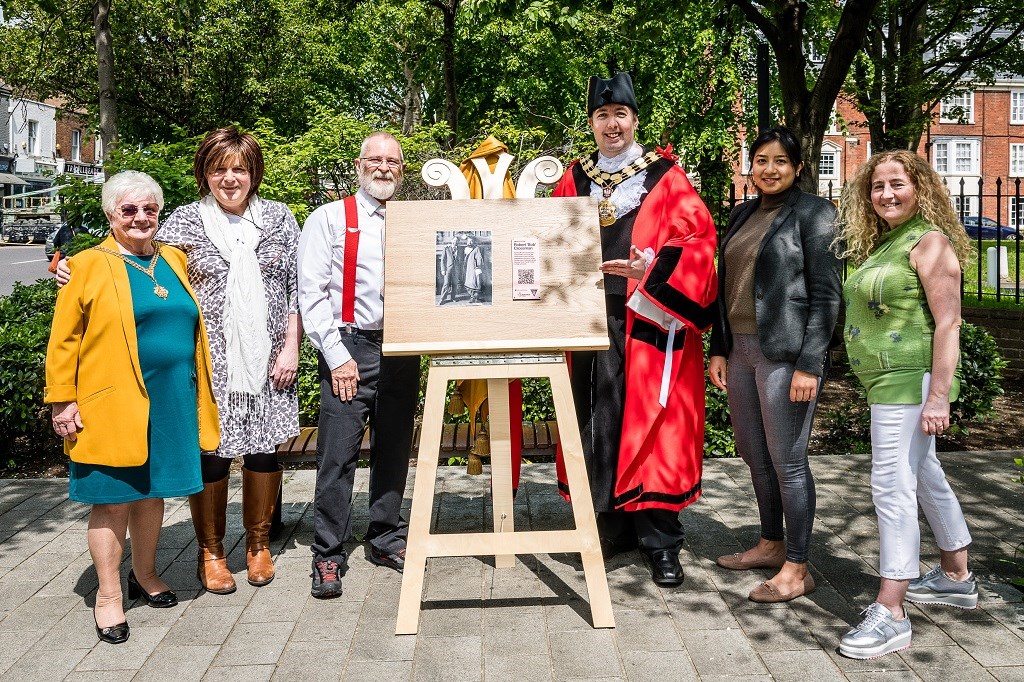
[127,569,178,608]
[94,611,130,644]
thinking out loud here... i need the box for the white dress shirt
[298,188,386,370]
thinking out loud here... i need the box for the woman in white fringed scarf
[157,127,301,594]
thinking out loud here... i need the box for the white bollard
[986,246,1009,288]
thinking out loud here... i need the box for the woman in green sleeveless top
[834,151,977,660]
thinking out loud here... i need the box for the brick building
[731,76,1024,228]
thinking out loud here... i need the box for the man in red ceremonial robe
[553,72,718,587]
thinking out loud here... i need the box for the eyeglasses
[119,204,159,218]
[360,157,403,169]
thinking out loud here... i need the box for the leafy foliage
[0,280,61,463]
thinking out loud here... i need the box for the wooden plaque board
[383,197,609,355]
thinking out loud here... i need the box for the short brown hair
[194,126,264,199]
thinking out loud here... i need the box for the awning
[0,173,28,185]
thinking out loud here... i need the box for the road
[0,244,52,297]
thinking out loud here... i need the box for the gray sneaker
[905,565,978,609]
[839,602,912,659]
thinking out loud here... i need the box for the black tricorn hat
[587,72,638,116]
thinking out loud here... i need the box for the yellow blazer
[44,235,219,466]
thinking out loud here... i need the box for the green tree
[729,0,881,191]
[850,0,1024,151]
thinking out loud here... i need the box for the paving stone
[290,597,362,643]
[991,667,1024,682]
[481,623,551,681]
[734,604,820,651]
[937,620,1024,666]
[133,644,219,682]
[611,609,682,652]
[212,621,293,667]
[417,605,483,637]
[899,644,997,679]
[0,647,88,682]
[0,629,44,675]
[412,634,481,681]
[348,616,417,662]
[678,628,768,677]
[64,671,136,682]
[238,586,309,624]
[0,580,43,616]
[203,664,276,681]
[0,594,79,633]
[619,649,698,682]
[271,640,348,681]
[162,605,241,650]
[759,649,845,681]
[548,630,622,680]
[74,625,169,671]
[342,660,412,681]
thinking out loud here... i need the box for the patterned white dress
[158,198,300,457]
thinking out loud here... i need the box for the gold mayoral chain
[96,243,169,299]
[580,150,661,227]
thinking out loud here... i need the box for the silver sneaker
[839,602,912,659]
[905,565,978,609]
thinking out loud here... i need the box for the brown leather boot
[188,477,236,594]
[242,466,282,586]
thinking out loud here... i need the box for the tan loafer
[716,551,787,570]
[748,573,816,603]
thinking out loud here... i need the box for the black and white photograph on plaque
[435,230,492,306]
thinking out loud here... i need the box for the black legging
[201,452,278,483]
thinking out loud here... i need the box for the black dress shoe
[127,570,178,608]
[94,611,130,644]
[368,545,405,572]
[641,549,684,587]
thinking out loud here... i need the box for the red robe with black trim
[554,151,718,512]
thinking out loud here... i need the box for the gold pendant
[598,199,616,227]
[154,284,169,299]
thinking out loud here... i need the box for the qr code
[516,269,535,285]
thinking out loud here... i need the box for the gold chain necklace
[96,242,169,299]
[580,150,660,226]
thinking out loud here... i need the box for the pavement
[1,452,1023,681]
[0,243,50,297]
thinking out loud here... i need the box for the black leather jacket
[709,187,842,376]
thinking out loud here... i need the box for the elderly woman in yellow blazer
[45,170,218,645]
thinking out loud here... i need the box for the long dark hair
[748,126,803,168]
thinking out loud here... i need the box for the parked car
[45,223,77,258]
[961,216,1019,240]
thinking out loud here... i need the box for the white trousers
[869,374,972,580]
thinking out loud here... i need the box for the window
[932,139,979,175]
[1011,197,1024,230]
[1012,91,1024,125]
[819,151,837,178]
[826,108,841,135]
[1012,144,1024,176]
[940,92,974,123]
[71,130,82,162]
[953,194,978,220]
[27,120,39,155]
[740,141,750,175]
[95,134,104,161]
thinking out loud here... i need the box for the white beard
[360,169,401,201]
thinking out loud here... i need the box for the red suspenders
[341,194,360,325]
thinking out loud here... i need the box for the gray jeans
[727,334,820,563]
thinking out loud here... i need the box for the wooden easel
[395,352,614,635]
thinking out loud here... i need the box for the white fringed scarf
[199,194,271,410]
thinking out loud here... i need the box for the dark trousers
[727,334,819,563]
[570,294,685,553]
[311,330,420,564]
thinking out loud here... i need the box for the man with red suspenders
[297,132,420,598]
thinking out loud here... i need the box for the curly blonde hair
[834,150,972,266]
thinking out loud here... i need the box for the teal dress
[69,253,204,504]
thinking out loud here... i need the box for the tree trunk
[93,0,118,173]
[430,0,459,148]
[401,62,423,136]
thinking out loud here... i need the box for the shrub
[0,280,61,463]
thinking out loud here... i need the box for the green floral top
[843,214,961,405]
